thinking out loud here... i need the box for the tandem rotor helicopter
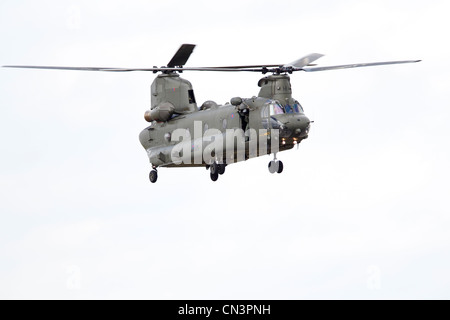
[4,44,420,183]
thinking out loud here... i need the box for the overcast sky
[1,0,449,299]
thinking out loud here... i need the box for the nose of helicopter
[283,114,311,138]
[297,114,311,136]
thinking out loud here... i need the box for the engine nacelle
[144,102,175,122]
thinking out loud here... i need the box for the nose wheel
[268,160,283,174]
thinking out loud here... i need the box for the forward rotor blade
[283,53,324,69]
[302,60,421,72]
[196,53,325,71]
[203,64,282,69]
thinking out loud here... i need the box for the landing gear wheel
[218,164,226,175]
[268,161,277,174]
[210,172,219,182]
[277,161,284,174]
[149,170,158,183]
[210,162,219,175]
[210,161,219,182]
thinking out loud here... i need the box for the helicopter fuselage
[139,96,311,168]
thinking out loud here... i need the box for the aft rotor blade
[2,65,151,72]
[2,65,266,72]
[178,67,265,72]
[302,60,421,72]
[167,44,196,67]
[283,53,324,69]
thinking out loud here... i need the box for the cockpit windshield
[269,102,285,116]
[285,101,304,114]
[264,100,305,117]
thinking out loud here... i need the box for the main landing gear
[149,158,282,183]
[207,161,226,182]
[149,168,158,183]
[268,155,283,174]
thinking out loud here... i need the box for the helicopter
[3,44,420,183]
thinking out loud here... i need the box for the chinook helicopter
[4,44,420,183]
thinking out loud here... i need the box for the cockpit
[260,99,311,138]
[268,100,304,116]
[285,102,304,114]
[269,102,284,115]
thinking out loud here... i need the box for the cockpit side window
[261,105,269,118]
[293,101,304,113]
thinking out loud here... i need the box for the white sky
[1,0,449,299]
